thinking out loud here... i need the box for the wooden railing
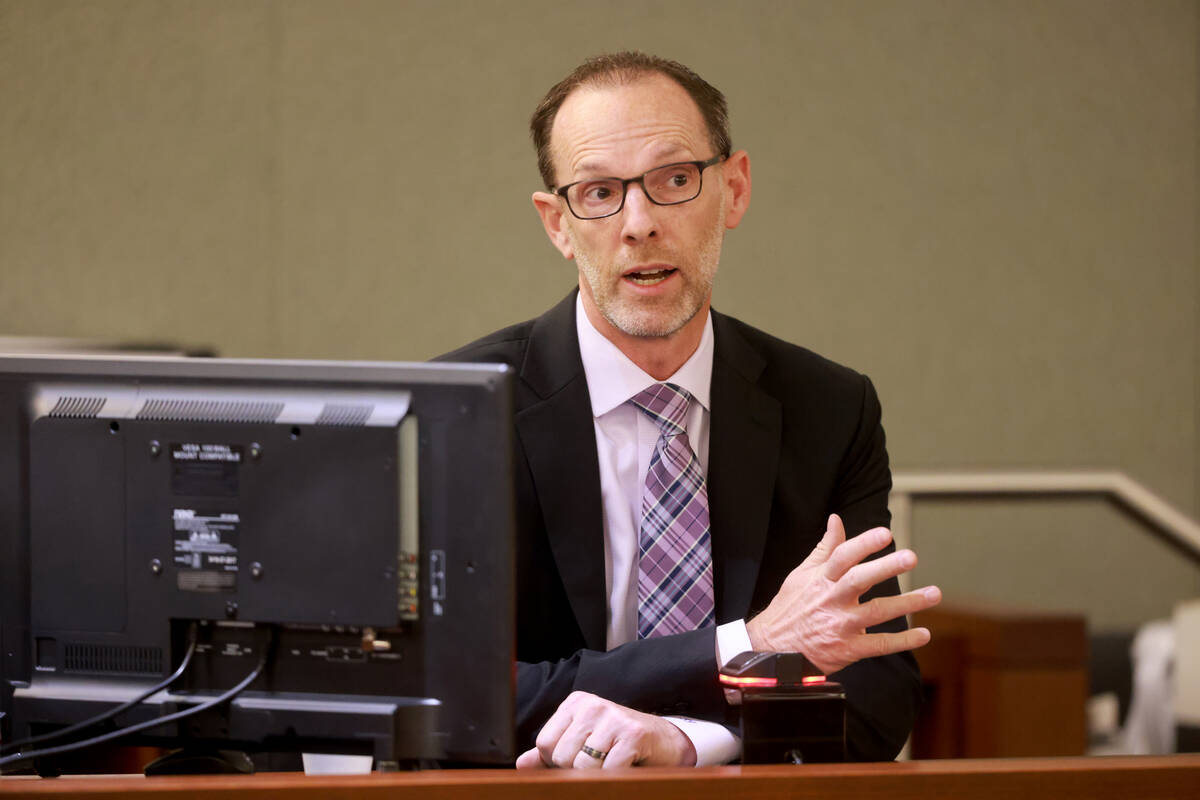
[890,469,1200,591]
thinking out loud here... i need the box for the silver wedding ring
[580,744,609,761]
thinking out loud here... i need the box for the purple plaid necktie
[630,383,716,639]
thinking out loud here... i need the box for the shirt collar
[575,293,713,418]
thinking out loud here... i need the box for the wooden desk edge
[3,755,1199,800]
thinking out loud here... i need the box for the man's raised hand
[745,514,941,675]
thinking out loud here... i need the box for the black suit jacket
[439,292,921,760]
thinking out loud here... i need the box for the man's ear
[532,192,575,260]
[721,150,752,230]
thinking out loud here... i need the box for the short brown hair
[530,52,731,190]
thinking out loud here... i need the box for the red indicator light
[718,675,779,688]
[802,676,827,685]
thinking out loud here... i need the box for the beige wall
[1,0,1197,631]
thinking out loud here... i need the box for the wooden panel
[916,603,1088,666]
[910,621,966,757]
[964,667,1088,756]
[912,604,1089,759]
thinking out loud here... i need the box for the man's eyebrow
[571,148,695,181]
[647,144,692,163]
[570,161,612,179]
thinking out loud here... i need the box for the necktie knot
[630,383,691,435]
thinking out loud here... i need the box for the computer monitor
[0,354,515,772]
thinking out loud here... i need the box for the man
[440,52,941,768]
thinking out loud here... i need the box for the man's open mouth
[624,268,676,286]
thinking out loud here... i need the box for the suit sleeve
[514,629,729,751]
[828,374,923,761]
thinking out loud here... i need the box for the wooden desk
[3,756,1198,800]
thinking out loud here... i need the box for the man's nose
[620,183,659,243]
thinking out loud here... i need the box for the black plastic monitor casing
[0,354,516,768]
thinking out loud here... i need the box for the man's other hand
[515,691,698,769]
[745,513,941,675]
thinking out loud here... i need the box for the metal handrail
[888,469,1200,590]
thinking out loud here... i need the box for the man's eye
[668,172,691,187]
[582,184,615,202]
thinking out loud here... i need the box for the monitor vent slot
[63,644,163,676]
[316,403,373,426]
[138,398,284,423]
[48,396,106,418]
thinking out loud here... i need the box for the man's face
[538,75,739,340]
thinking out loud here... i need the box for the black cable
[0,623,199,756]
[0,626,273,772]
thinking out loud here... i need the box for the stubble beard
[570,202,726,339]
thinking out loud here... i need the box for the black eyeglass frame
[553,154,727,220]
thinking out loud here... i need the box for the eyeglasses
[553,154,726,220]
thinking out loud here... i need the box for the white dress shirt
[575,295,751,765]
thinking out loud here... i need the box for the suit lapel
[707,312,782,621]
[515,294,608,651]
[513,298,782,643]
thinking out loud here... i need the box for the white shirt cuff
[716,618,753,667]
[716,619,754,706]
[658,620,754,764]
[662,716,741,766]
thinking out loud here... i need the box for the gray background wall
[1,0,1197,633]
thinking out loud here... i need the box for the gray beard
[570,207,725,339]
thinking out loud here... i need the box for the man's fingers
[533,691,593,768]
[837,548,917,599]
[551,719,593,768]
[601,740,639,769]
[851,626,933,662]
[801,513,846,568]
[822,526,893,582]
[572,739,613,770]
[857,586,942,629]
[533,698,575,752]
[796,514,847,572]
[516,747,549,769]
